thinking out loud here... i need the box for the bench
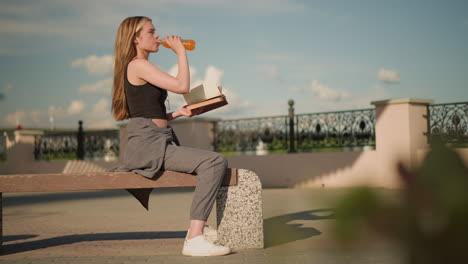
[0,168,264,252]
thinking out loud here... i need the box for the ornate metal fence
[428,102,468,145]
[214,107,376,154]
[83,130,119,161]
[214,115,289,153]
[34,129,119,161]
[34,131,77,160]
[296,108,376,150]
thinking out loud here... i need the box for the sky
[0,0,467,129]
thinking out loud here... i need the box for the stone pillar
[371,98,433,187]
[216,169,264,249]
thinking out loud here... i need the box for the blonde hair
[112,16,152,121]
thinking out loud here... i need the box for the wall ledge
[371,98,434,106]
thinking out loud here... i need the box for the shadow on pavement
[3,235,38,242]
[264,208,335,248]
[1,231,186,256]
[3,188,195,207]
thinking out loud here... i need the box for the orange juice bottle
[159,39,196,51]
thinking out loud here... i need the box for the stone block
[216,169,264,249]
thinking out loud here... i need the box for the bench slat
[0,168,237,193]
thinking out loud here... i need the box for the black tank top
[125,65,167,120]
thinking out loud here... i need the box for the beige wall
[226,150,379,188]
[2,98,467,189]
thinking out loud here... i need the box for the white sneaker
[182,235,231,257]
[203,225,218,243]
[185,225,218,243]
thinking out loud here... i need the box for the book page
[184,80,222,105]
[203,80,222,98]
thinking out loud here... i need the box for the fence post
[424,105,431,144]
[77,120,84,160]
[288,100,296,153]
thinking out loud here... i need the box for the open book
[183,81,228,115]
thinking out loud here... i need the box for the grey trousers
[163,144,228,221]
[109,118,227,220]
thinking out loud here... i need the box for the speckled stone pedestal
[216,169,264,249]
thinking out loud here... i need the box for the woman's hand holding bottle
[158,37,196,51]
[160,36,186,55]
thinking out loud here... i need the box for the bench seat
[0,169,237,193]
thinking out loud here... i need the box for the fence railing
[214,101,376,154]
[296,108,376,151]
[34,121,119,161]
[214,115,289,153]
[427,102,468,146]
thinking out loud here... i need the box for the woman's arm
[166,108,195,121]
[132,36,190,94]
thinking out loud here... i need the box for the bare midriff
[152,118,168,128]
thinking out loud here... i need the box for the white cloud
[68,100,86,115]
[168,65,198,82]
[2,97,117,129]
[85,98,114,128]
[48,105,68,120]
[3,98,115,129]
[378,68,400,84]
[78,78,113,95]
[71,55,113,75]
[207,87,252,118]
[169,64,205,89]
[204,66,224,85]
[166,64,252,117]
[168,64,224,89]
[168,65,178,77]
[288,82,397,115]
[288,80,352,111]
[4,110,26,126]
[3,108,51,127]
[308,80,350,101]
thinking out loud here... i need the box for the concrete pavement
[1,188,403,263]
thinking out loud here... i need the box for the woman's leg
[162,144,228,238]
[188,220,206,239]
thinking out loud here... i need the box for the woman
[111,16,231,257]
